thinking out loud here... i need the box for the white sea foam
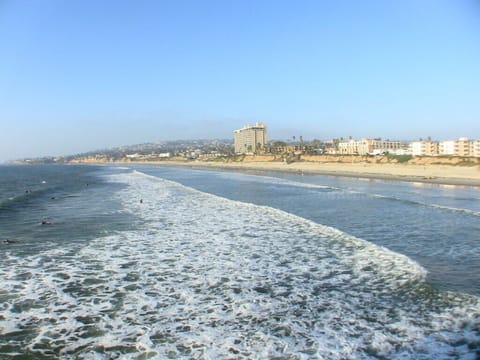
[0,169,479,359]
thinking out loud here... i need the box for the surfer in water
[2,239,17,245]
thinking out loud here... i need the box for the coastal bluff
[220,154,480,166]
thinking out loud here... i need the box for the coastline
[122,160,480,187]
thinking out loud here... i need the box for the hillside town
[15,122,480,164]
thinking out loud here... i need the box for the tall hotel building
[234,122,267,154]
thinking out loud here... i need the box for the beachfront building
[337,139,360,155]
[337,138,403,155]
[439,138,472,156]
[410,140,439,156]
[234,122,267,154]
[439,140,456,155]
[370,139,404,155]
[471,140,480,157]
[456,137,471,157]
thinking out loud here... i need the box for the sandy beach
[148,160,480,187]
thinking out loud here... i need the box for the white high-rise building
[234,122,267,154]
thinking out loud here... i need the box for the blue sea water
[0,164,479,359]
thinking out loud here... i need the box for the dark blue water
[1,164,479,359]
[0,165,134,256]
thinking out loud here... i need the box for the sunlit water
[1,164,479,359]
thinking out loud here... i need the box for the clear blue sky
[1,0,479,161]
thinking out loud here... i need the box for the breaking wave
[0,169,479,359]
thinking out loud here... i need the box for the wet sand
[150,160,480,187]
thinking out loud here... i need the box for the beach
[136,159,480,187]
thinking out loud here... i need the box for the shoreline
[122,160,480,187]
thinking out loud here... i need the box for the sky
[0,0,479,161]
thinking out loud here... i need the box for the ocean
[0,164,479,359]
